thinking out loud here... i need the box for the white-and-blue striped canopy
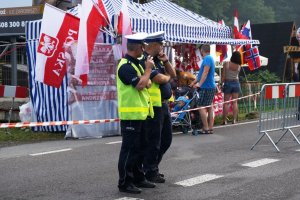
[103,0,260,45]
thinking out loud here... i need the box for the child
[171,96,189,118]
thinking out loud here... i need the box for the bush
[240,70,280,84]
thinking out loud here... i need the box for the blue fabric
[25,20,68,132]
[197,55,216,89]
[223,81,241,94]
[102,0,260,45]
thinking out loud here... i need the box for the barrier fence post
[251,83,286,152]
[0,85,28,134]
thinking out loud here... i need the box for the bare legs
[223,93,239,124]
[231,93,239,123]
[199,103,214,131]
[223,93,231,124]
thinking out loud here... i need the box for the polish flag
[215,20,228,62]
[117,0,132,55]
[233,9,240,39]
[35,4,80,88]
[75,0,109,86]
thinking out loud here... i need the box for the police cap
[144,31,165,43]
[125,32,148,44]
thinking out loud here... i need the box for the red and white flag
[35,4,79,88]
[245,46,261,71]
[233,9,239,39]
[75,0,109,86]
[117,0,132,55]
[215,20,228,62]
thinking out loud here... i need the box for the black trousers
[144,103,172,177]
[118,120,146,188]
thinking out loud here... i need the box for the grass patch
[214,111,259,125]
[0,128,65,147]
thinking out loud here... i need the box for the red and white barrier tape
[0,93,259,128]
[0,119,120,128]
[0,85,28,98]
[171,92,260,115]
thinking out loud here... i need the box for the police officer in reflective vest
[117,33,156,194]
[141,31,176,183]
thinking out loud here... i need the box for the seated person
[171,96,189,118]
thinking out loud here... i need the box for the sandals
[199,129,213,134]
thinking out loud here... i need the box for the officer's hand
[146,79,152,88]
[158,51,168,62]
[145,55,154,69]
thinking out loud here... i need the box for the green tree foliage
[165,0,300,27]
[199,0,231,22]
[171,0,201,15]
[265,0,299,25]
[226,0,275,24]
[240,70,281,84]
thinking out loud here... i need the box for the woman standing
[221,51,242,125]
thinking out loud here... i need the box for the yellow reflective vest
[140,55,162,107]
[117,58,154,120]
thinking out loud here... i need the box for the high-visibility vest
[147,81,161,107]
[117,58,154,120]
[140,55,162,107]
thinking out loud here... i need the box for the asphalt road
[1,121,300,200]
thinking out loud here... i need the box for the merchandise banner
[65,43,120,138]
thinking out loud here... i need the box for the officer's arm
[158,52,176,78]
[163,61,176,78]
[135,67,152,90]
[152,73,170,84]
[135,56,154,90]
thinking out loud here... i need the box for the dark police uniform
[142,52,173,181]
[117,54,148,189]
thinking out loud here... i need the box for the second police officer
[141,31,176,183]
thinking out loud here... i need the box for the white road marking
[213,120,258,129]
[175,174,224,187]
[29,148,72,156]
[106,141,122,144]
[296,149,300,152]
[172,120,259,135]
[115,197,143,200]
[241,158,280,168]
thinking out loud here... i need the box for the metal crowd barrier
[276,83,300,145]
[251,83,300,152]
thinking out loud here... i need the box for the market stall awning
[103,0,260,45]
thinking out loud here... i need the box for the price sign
[0,6,42,36]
